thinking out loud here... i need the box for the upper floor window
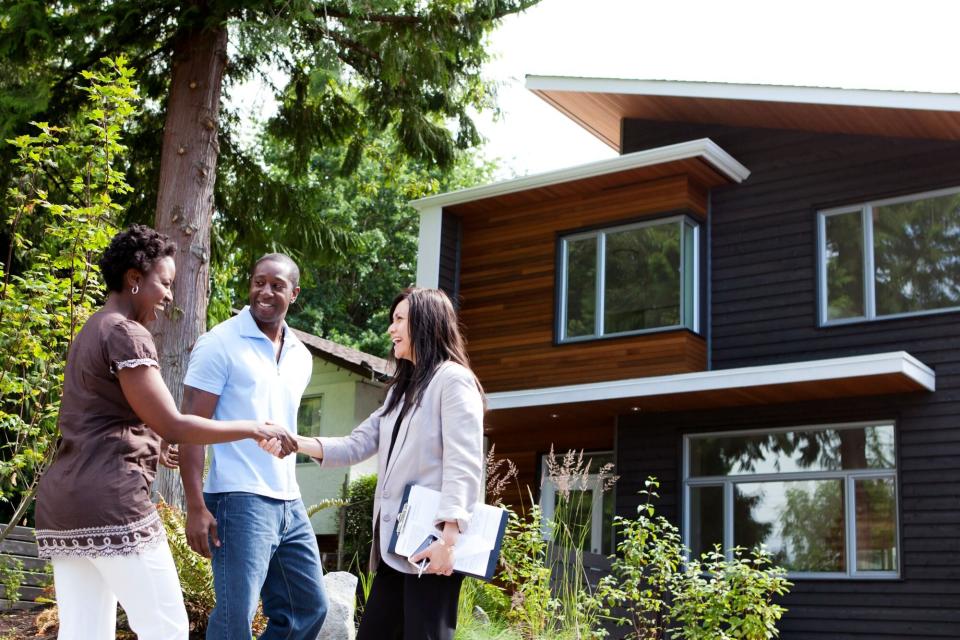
[684,422,899,579]
[819,186,960,325]
[558,215,699,342]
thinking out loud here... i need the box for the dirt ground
[0,607,55,639]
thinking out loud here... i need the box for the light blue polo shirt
[183,306,312,500]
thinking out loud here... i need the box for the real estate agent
[261,287,485,640]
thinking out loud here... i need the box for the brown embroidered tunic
[35,311,165,558]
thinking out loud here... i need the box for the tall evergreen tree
[1,0,538,502]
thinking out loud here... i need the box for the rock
[316,571,358,640]
[472,605,490,624]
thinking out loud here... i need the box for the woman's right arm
[262,405,384,465]
[117,365,296,450]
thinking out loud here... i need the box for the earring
[131,285,139,295]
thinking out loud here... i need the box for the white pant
[51,542,189,640]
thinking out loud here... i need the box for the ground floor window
[683,422,899,578]
[540,451,615,555]
[296,394,324,464]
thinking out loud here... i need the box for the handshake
[255,422,299,458]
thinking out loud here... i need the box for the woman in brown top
[35,225,297,640]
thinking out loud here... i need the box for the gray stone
[316,571,358,640]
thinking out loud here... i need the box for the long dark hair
[382,287,483,415]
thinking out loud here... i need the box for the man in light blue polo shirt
[179,253,327,639]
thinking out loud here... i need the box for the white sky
[479,0,960,178]
[228,0,960,179]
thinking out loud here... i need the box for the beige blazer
[317,361,484,573]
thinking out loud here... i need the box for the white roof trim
[526,75,960,113]
[409,138,749,211]
[486,351,934,411]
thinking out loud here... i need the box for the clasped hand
[259,437,293,458]
[257,421,298,457]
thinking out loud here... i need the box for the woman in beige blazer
[263,287,484,639]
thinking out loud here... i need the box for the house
[412,77,960,638]
[291,328,391,552]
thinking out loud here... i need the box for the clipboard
[387,484,508,581]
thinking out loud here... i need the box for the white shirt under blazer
[316,361,485,574]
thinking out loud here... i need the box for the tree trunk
[151,13,227,509]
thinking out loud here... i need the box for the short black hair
[253,253,300,287]
[98,224,177,292]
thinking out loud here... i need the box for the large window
[819,186,960,325]
[558,215,699,342]
[296,395,323,464]
[683,422,899,579]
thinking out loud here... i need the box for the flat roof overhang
[526,76,960,152]
[410,137,749,213]
[485,351,934,433]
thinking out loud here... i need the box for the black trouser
[357,561,464,640]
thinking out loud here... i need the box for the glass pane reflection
[604,222,681,332]
[689,485,724,559]
[856,478,898,572]
[565,237,597,338]
[874,191,960,316]
[825,210,866,320]
[735,480,845,573]
[690,425,895,477]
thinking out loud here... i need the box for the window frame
[682,421,901,580]
[557,214,700,343]
[818,185,960,326]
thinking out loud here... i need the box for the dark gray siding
[616,120,960,639]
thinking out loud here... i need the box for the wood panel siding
[616,119,960,639]
[454,175,710,393]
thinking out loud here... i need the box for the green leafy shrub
[595,478,684,639]
[0,56,137,535]
[596,478,792,640]
[0,556,23,602]
[341,474,377,575]
[670,547,791,640]
[497,497,559,638]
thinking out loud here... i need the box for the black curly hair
[98,224,177,293]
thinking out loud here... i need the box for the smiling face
[129,256,175,325]
[248,259,299,329]
[388,299,415,363]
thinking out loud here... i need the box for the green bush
[670,547,791,640]
[595,478,683,639]
[596,478,792,640]
[0,556,23,602]
[0,57,136,533]
[341,474,377,575]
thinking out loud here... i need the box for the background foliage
[0,57,137,529]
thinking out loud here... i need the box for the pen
[416,558,428,578]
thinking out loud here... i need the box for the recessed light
[550,413,560,419]
[630,407,641,412]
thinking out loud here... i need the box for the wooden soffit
[527,76,960,151]
[484,351,934,435]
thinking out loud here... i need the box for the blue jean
[204,492,327,640]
